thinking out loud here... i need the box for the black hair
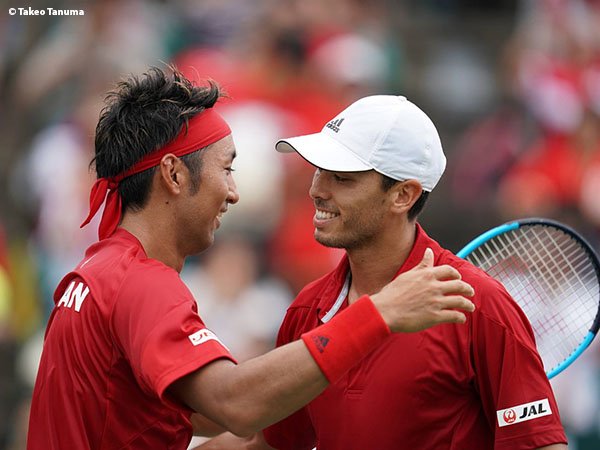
[92,66,224,212]
[381,174,430,221]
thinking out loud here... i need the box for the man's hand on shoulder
[370,248,475,332]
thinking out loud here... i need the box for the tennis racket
[457,218,600,379]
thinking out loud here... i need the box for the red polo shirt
[264,225,567,450]
[28,229,235,449]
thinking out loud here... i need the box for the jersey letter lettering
[57,281,90,312]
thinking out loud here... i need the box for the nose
[309,168,329,201]
[227,176,240,205]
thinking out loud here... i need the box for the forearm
[172,296,390,436]
[191,413,228,437]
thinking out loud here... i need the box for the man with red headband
[27,67,476,449]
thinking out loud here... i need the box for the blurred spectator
[182,235,291,362]
[0,225,11,339]
[497,110,600,223]
[494,0,600,229]
[11,0,171,116]
[421,41,497,121]
[169,0,262,53]
[12,84,104,317]
[0,223,21,450]
[450,98,534,209]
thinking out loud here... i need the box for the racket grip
[302,295,390,383]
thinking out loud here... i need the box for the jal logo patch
[188,329,225,348]
[503,409,516,424]
[497,398,552,427]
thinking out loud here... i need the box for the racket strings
[500,228,594,364]
[467,225,599,374]
[522,229,594,359]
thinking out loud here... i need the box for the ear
[157,154,186,195]
[389,179,423,215]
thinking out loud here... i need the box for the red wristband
[301,295,391,383]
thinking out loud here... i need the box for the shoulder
[438,249,536,342]
[438,249,510,302]
[80,237,188,295]
[79,237,194,314]
[421,227,514,307]
[120,260,193,305]
[438,250,527,318]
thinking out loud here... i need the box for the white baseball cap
[276,95,446,191]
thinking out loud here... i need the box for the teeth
[316,209,339,220]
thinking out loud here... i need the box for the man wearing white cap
[197,96,567,449]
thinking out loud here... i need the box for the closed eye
[333,173,349,182]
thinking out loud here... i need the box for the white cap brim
[276,133,372,172]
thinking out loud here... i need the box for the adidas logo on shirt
[326,118,345,133]
[311,335,330,353]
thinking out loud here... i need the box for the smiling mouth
[215,209,227,225]
[315,209,340,220]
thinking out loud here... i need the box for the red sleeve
[263,306,316,450]
[111,263,236,402]
[472,279,568,449]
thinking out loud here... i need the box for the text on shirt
[496,398,552,427]
[56,281,90,312]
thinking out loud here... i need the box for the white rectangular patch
[497,398,552,427]
[188,329,225,348]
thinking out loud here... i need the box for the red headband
[81,108,231,240]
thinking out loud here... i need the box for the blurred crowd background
[1,0,600,448]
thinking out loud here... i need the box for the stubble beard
[314,212,384,251]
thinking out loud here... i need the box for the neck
[346,221,417,304]
[120,206,185,273]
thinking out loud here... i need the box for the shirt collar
[316,223,442,322]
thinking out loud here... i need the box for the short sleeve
[111,264,236,402]
[472,281,568,449]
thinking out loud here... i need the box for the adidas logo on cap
[326,118,345,133]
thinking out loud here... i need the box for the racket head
[457,218,600,379]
